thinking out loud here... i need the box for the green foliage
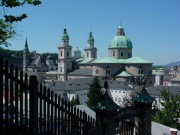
[0,47,23,67]
[0,47,58,68]
[152,65,164,70]
[41,52,58,65]
[153,89,180,129]
[87,77,103,108]
[70,96,80,106]
[0,0,41,46]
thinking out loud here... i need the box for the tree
[70,95,80,106]
[153,89,180,129]
[87,77,103,108]
[0,0,41,46]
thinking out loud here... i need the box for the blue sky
[4,0,180,65]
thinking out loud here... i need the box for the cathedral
[23,24,155,86]
[57,24,154,86]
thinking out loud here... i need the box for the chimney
[170,128,178,135]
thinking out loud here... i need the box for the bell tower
[58,27,73,81]
[84,31,97,59]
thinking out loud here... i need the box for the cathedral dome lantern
[108,24,133,59]
[109,25,133,49]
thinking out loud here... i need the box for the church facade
[57,24,155,87]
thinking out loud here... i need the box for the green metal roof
[92,92,120,111]
[78,56,152,64]
[109,35,133,49]
[79,58,96,64]
[92,57,118,63]
[92,56,151,64]
[133,88,155,103]
[75,58,85,63]
[117,71,133,77]
[125,57,152,64]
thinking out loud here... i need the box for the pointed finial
[90,27,92,32]
[25,37,28,47]
[118,22,123,29]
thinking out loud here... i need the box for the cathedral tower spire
[84,31,97,59]
[23,38,29,73]
[61,26,69,46]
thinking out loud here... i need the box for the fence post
[29,75,38,135]
[0,57,3,134]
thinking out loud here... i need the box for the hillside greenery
[0,47,58,68]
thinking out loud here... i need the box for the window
[115,97,117,102]
[138,69,143,75]
[113,52,115,56]
[95,69,99,74]
[149,70,152,74]
[107,65,109,68]
[128,52,131,57]
[150,80,152,85]
[60,51,63,57]
[121,52,123,57]
[87,52,89,57]
[67,52,69,57]
[106,69,110,75]
[60,67,63,72]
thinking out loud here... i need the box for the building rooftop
[117,70,133,77]
[170,75,180,82]
[68,68,93,76]
[79,56,152,64]
[152,121,180,135]
[147,86,180,97]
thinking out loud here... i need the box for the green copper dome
[109,36,132,49]
[108,25,133,49]
[87,32,94,44]
[61,28,69,40]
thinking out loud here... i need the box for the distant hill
[0,47,58,68]
[164,61,180,67]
